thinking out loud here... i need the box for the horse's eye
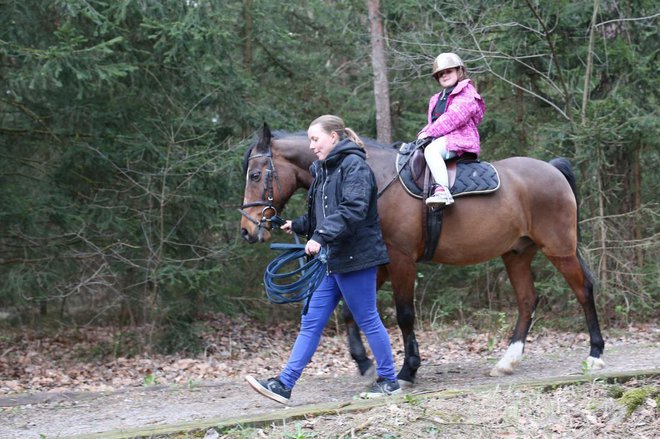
[249,171,261,182]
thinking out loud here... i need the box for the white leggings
[424,137,456,187]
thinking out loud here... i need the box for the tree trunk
[581,0,599,125]
[367,0,392,143]
[515,86,526,150]
[596,147,608,301]
[241,0,254,137]
[632,140,643,266]
[242,0,253,74]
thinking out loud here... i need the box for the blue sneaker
[246,375,291,405]
[359,377,401,398]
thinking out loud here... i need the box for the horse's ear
[255,122,272,153]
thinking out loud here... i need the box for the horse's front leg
[388,251,420,387]
[341,266,390,379]
[342,304,375,378]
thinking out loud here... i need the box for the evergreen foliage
[1,0,657,344]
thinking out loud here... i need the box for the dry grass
[214,377,659,439]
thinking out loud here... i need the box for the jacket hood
[450,78,473,95]
[310,139,366,174]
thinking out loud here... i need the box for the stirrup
[444,189,454,205]
[425,185,453,206]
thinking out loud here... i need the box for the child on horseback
[418,52,486,207]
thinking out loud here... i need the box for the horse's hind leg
[491,245,539,376]
[548,253,605,369]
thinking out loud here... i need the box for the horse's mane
[242,129,397,174]
[242,130,308,174]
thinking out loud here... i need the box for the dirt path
[1,338,658,439]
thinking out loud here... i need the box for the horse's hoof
[489,366,514,377]
[360,364,377,382]
[398,379,414,389]
[586,356,605,370]
[407,356,421,370]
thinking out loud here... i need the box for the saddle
[395,139,500,262]
[396,140,500,199]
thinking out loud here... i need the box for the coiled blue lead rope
[263,243,328,314]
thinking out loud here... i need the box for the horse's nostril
[241,228,259,243]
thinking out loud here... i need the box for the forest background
[1,0,658,355]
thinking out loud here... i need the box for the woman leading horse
[239,123,605,386]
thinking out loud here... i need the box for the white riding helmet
[432,52,464,77]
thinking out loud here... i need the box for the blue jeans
[278,266,397,389]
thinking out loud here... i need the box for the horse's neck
[276,138,316,190]
[278,137,397,192]
[298,159,315,190]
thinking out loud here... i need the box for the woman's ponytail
[344,127,365,151]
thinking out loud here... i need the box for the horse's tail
[549,157,578,203]
[548,157,595,286]
[549,156,580,234]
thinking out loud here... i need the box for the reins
[263,243,327,315]
[377,173,400,199]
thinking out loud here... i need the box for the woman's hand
[305,239,321,256]
[280,220,293,234]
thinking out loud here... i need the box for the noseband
[238,148,283,231]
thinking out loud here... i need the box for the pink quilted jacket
[418,79,485,155]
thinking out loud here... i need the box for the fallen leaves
[0,315,657,396]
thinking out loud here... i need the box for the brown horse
[239,123,605,386]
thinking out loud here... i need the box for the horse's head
[239,123,314,243]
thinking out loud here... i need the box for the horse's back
[493,156,576,208]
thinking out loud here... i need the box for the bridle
[238,147,283,235]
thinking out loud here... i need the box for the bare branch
[595,12,660,28]
[466,33,571,120]
[523,0,573,123]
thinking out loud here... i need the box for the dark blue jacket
[292,139,390,274]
